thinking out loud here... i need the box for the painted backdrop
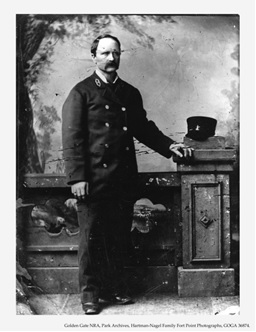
[26,15,239,174]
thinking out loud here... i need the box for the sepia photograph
[16,11,240,314]
[2,0,255,331]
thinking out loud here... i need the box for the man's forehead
[98,38,120,50]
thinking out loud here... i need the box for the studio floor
[18,293,240,316]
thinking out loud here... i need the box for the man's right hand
[71,181,89,200]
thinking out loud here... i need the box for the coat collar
[90,71,125,105]
[95,69,119,84]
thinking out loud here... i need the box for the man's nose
[107,53,114,61]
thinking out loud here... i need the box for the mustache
[106,61,117,66]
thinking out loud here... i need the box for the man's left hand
[169,142,194,158]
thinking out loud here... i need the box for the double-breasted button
[125,147,130,151]
[123,126,128,131]
[121,107,126,111]
[103,163,108,168]
[105,122,110,127]
[105,105,110,109]
[104,143,109,148]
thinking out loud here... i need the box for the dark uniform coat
[62,72,174,200]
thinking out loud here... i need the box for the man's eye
[100,52,120,56]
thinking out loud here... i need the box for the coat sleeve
[62,87,89,185]
[130,88,175,158]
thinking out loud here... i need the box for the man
[62,34,192,314]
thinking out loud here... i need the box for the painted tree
[17,14,86,183]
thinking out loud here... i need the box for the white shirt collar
[95,69,119,84]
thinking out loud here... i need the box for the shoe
[100,293,134,305]
[114,293,134,305]
[82,302,101,315]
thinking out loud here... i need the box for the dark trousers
[76,198,134,304]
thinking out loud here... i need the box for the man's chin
[106,67,117,72]
[99,66,119,75]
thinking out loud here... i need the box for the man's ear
[91,53,96,63]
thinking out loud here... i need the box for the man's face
[91,38,121,74]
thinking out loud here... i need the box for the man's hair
[91,34,121,56]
